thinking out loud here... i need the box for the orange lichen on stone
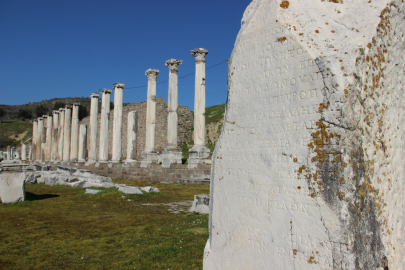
[280,1,289,9]
[277,37,287,43]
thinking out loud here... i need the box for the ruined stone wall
[80,97,193,160]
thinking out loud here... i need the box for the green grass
[205,104,225,125]
[0,120,32,149]
[0,179,209,270]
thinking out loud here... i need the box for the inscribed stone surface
[204,1,405,269]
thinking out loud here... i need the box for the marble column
[126,111,137,162]
[7,146,11,160]
[88,93,99,163]
[36,117,44,161]
[161,59,183,167]
[70,103,80,161]
[78,125,87,162]
[45,115,52,161]
[51,110,59,161]
[112,83,125,163]
[99,89,112,163]
[11,147,16,160]
[32,120,37,161]
[28,145,33,160]
[15,150,20,160]
[141,69,159,167]
[57,108,65,161]
[21,144,27,160]
[189,48,210,167]
[62,105,72,162]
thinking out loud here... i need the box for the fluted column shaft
[70,103,80,161]
[7,146,11,160]
[99,89,112,162]
[57,108,65,161]
[112,83,125,162]
[78,125,87,162]
[88,93,99,163]
[165,59,182,149]
[36,117,44,161]
[51,110,59,161]
[21,144,27,160]
[62,105,72,161]
[145,70,159,152]
[191,48,208,147]
[126,111,137,161]
[32,120,37,161]
[45,115,52,161]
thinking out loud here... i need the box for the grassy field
[0,179,209,270]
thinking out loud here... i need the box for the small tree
[0,107,6,118]
[53,101,66,111]
[78,104,88,120]
[17,108,33,120]
[35,105,49,117]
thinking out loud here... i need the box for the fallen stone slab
[189,194,209,214]
[85,189,102,194]
[118,186,143,194]
[140,186,160,193]
[0,171,25,203]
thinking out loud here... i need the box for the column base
[141,151,158,168]
[98,160,109,164]
[188,145,210,168]
[160,149,182,168]
[125,159,138,164]
[110,159,121,163]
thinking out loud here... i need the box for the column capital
[33,119,37,122]
[145,69,159,79]
[52,110,59,114]
[191,48,208,63]
[58,107,65,112]
[43,115,49,118]
[113,83,125,89]
[165,59,183,72]
[38,117,43,121]
[65,105,72,109]
[73,102,80,107]
[90,93,100,99]
[101,88,113,94]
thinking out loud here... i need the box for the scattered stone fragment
[189,194,209,214]
[118,186,143,194]
[85,189,102,194]
[140,186,160,193]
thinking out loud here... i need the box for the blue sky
[0,0,249,110]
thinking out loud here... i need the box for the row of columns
[28,47,209,167]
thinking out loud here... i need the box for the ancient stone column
[7,146,11,160]
[141,69,159,166]
[45,115,52,161]
[125,111,137,162]
[36,117,44,161]
[160,59,183,167]
[99,89,112,163]
[51,110,59,161]
[70,103,80,161]
[189,48,210,167]
[62,105,72,162]
[15,150,20,160]
[88,93,99,163]
[11,147,15,160]
[112,83,125,163]
[21,144,27,160]
[28,145,33,160]
[57,108,65,162]
[32,120,37,161]
[41,115,48,162]
[78,125,87,163]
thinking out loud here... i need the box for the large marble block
[0,172,25,203]
[204,1,405,269]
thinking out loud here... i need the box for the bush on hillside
[17,108,33,120]
[52,101,66,111]
[35,105,49,117]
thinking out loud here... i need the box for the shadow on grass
[25,192,59,201]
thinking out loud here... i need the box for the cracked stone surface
[204,1,405,269]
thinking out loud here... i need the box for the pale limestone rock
[85,189,102,194]
[204,1,405,269]
[140,186,160,193]
[189,194,209,214]
[118,186,143,194]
